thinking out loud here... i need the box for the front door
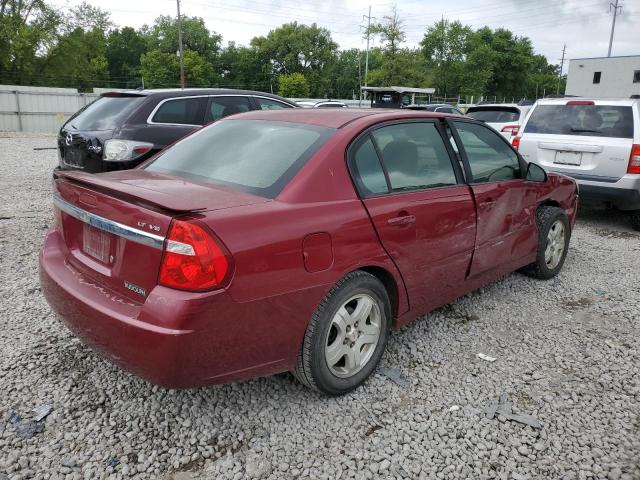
[349,121,477,313]
[449,120,538,277]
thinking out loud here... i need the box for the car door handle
[387,214,416,226]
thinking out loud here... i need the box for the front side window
[453,121,520,183]
[370,122,457,191]
[523,104,633,138]
[207,96,251,121]
[256,97,291,110]
[145,120,334,198]
[152,97,206,125]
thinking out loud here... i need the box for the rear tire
[293,271,391,395]
[522,206,570,280]
[630,211,640,232]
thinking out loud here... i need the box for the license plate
[554,151,582,165]
[82,224,110,263]
[63,148,84,167]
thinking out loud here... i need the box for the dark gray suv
[56,89,297,173]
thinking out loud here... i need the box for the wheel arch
[357,265,400,323]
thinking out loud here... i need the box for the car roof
[103,88,295,102]
[468,103,523,109]
[533,98,638,106]
[225,108,448,129]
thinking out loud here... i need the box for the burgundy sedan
[40,109,578,395]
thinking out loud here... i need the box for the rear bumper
[572,175,640,211]
[39,229,323,388]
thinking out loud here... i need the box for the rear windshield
[466,107,520,123]
[523,104,634,138]
[65,95,145,131]
[145,119,335,198]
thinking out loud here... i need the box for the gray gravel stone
[0,134,639,479]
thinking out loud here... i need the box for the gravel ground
[1,133,639,480]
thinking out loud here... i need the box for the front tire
[523,206,570,279]
[293,271,391,395]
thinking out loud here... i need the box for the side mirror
[525,162,547,182]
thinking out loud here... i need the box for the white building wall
[565,55,640,98]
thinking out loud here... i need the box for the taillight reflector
[628,144,640,174]
[511,136,521,150]
[566,100,595,106]
[159,220,229,291]
[501,125,520,135]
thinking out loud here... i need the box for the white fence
[0,86,99,133]
[0,87,372,133]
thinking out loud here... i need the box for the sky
[58,0,639,73]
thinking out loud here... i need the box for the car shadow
[575,205,637,235]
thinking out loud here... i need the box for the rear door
[449,119,537,277]
[519,102,635,182]
[350,120,476,312]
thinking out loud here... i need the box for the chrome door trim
[53,195,165,249]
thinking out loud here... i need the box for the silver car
[516,98,640,230]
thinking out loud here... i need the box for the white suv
[515,98,640,230]
[466,103,532,142]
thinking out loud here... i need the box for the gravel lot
[1,133,639,480]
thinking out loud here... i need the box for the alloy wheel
[324,294,381,378]
[545,219,566,270]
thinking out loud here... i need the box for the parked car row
[42,95,580,394]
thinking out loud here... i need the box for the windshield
[466,107,520,123]
[145,119,335,198]
[65,95,146,131]
[523,104,634,138]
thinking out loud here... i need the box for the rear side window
[152,97,206,125]
[65,96,145,131]
[523,105,633,138]
[453,121,520,183]
[351,138,388,196]
[371,122,457,191]
[145,120,334,198]
[256,97,290,110]
[207,96,252,121]
[466,107,520,123]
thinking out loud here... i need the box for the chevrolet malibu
[40,109,578,395]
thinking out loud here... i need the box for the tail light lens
[103,139,153,162]
[628,144,640,174]
[159,220,230,291]
[501,125,520,136]
[511,136,521,150]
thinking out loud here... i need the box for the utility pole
[557,43,566,95]
[361,6,374,101]
[608,0,622,57]
[176,0,185,89]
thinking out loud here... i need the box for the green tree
[278,72,309,98]
[421,19,472,97]
[0,0,61,84]
[106,27,147,87]
[219,42,271,91]
[139,49,179,88]
[251,22,338,97]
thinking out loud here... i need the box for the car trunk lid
[53,170,266,302]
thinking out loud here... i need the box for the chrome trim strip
[53,195,165,249]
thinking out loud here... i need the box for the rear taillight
[628,144,640,174]
[511,136,521,150]
[501,125,520,136]
[103,139,153,162]
[159,220,230,291]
